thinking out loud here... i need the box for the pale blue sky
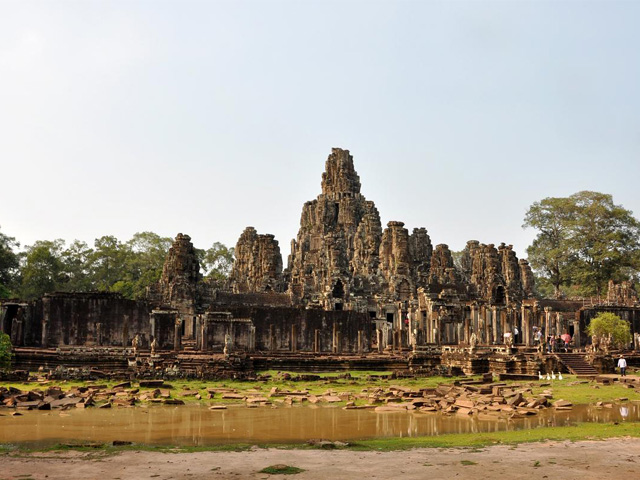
[2,0,639,263]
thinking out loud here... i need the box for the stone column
[332,322,337,354]
[491,307,498,344]
[201,318,208,352]
[41,297,51,348]
[521,305,529,346]
[195,316,202,350]
[269,325,275,352]
[544,307,551,337]
[358,330,363,354]
[376,329,382,353]
[174,320,182,352]
[314,329,320,353]
[471,304,478,338]
[291,324,297,352]
[464,313,470,345]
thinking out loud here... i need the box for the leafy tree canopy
[0,332,11,371]
[586,312,632,349]
[0,226,20,298]
[524,191,640,298]
[11,231,232,300]
[19,239,66,300]
[201,242,235,288]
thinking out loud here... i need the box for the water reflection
[1,403,639,448]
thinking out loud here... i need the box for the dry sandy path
[2,438,639,480]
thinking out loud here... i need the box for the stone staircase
[181,339,197,352]
[554,352,599,376]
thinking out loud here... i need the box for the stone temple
[230,148,540,349]
[1,148,640,377]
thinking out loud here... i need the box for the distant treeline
[0,230,233,300]
[2,191,640,302]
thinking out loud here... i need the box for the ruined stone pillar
[291,324,297,352]
[358,330,363,354]
[174,320,182,352]
[521,305,529,346]
[491,307,497,344]
[376,329,382,353]
[201,319,208,352]
[269,325,275,352]
[470,304,477,339]
[481,306,488,344]
[195,316,201,350]
[41,297,51,348]
[246,325,254,352]
[336,331,342,354]
[332,322,337,354]
[544,307,551,337]
[464,314,470,345]
[314,329,320,353]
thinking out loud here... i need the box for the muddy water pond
[2,403,639,448]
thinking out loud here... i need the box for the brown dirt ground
[2,438,639,480]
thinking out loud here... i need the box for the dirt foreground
[2,438,639,480]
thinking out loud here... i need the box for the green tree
[201,242,234,288]
[0,226,20,298]
[569,192,640,296]
[524,191,640,298]
[0,332,11,371]
[19,240,66,299]
[60,240,95,292]
[121,232,173,299]
[586,312,632,349]
[89,236,131,292]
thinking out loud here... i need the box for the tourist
[618,355,627,377]
[513,326,519,344]
[534,328,543,347]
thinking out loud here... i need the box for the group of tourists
[532,326,572,353]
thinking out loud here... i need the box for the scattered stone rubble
[4,374,640,417]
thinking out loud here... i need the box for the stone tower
[229,226,284,293]
[287,148,384,308]
[154,233,201,314]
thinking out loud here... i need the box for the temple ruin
[1,148,640,377]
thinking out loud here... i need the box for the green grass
[528,377,639,404]
[3,372,638,406]
[259,465,305,475]
[347,421,640,450]
[1,372,474,407]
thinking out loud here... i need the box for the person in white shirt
[618,355,627,377]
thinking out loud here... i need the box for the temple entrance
[494,286,505,305]
[332,280,345,299]
[1,304,18,335]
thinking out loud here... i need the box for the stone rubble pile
[0,380,185,411]
[1,380,580,416]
